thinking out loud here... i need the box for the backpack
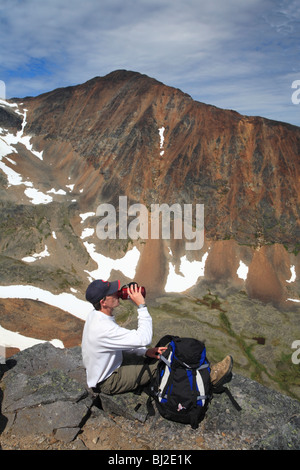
[136,335,241,429]
[136,335,213,429]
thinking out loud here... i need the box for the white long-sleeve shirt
[81,306,152,388]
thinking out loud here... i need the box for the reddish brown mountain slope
[3,70,299,306]
[21,70,299,246]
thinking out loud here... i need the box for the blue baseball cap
[85,279,120,305]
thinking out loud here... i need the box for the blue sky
[0,0,299,126]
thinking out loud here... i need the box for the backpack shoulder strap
[134,361,153,394]
[213,378,242,412]
[214,384,242,411]
[134,335,177,393]
[159,354,171,368]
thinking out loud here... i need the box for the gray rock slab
[3,342,85,381]
[2,368,87,413]
[203,374,300,449]
[54,426,81,443]
[10,400,88,436]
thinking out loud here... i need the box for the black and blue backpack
[137,335,213,429]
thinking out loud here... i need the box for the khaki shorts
[97,353,158,395]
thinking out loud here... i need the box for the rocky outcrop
[0,342,299,450]
[0,342,90,444]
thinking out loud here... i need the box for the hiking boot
[210,355,233,388]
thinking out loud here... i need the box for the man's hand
[127,283,145,306]
[145,346,168,359]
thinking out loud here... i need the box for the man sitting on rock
[81,279,233,394]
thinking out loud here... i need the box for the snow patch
[47,188,67,195]
[0,99,18,109]
[0,284,91,351]
[237,260,248,280]
[159,126,165,156]
[0,325,64,352]
[286,265,296,283]
[0,285,90,320]
[165,252,208,292]
[6,106,43,160]
[24,187,53,204]
[81,227,95,239]
[83,241,140,281]
[22,245,50,263]
[0,102,50,198]
[80,212,95,223]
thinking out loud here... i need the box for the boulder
[0,342,92,440]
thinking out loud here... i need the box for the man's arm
[127,285,168,359]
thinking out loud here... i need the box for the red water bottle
[117,283,146,300]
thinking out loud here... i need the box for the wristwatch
[137,303,147,309]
